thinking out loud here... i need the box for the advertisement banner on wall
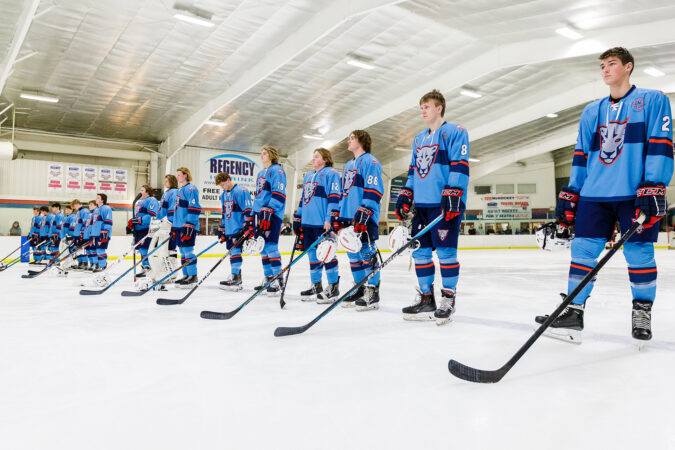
[114,169,128,183]
[99,182,113,194]
[83,167,98,194]
[66,165,82,193]
[47,164,64,192]
[482,195,531,220]
[99,167,113,183]
[198,150,261,208]
[114,183,127,195]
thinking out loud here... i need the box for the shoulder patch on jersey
[632,98,644,112]
[415,144,440,179]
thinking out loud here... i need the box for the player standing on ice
[39,204,55,264]
[157,175,179,270]
[81,201,96,271]
[397,89,470,325]
[293,147,342,303]
[216,171,252,291]
[128,185,159,278]
[252,146,287,296]
[28,206,41,264]
[174,167,202,288]
[91,194,113,272]
[536,47,673,344]
[334,130,384,311]
[49,203,65,262]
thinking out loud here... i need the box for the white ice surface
[1,249,675,450]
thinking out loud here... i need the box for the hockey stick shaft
[156,232,251,305]
[1,239,32,261]
[104,233,151,275]
[120,240,220,296]
[448,214,646,383]
[279,234,300,309]
[79,237,171,295]
[25,239,92,277]
[273,215,444,337]
[200,231,331,320]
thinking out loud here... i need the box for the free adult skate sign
[199,150,260,208]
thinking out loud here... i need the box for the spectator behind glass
[9,221,22,236]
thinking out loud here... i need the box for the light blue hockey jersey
[91,205,113,236]
[339,153,383,222]
[32,215,44,236]
[50,212,65,237]
[220,184,252,236]
[405,121,470,208]
[253,163,286,220]
[135,196,159,230]
[297,167,342,228]
[174,183,201,230]
[75,208,90,237]
[40,213,54,237]
[64,213,77,238]
[569,86,674,201]
[82,210,94,239]
[157,188,178,223]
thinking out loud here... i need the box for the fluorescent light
[644,66,665,78]
[20,93,58,103]
[460,89,482,99]
[546,113,559,118]
[14,51,39,64]
[469,158,480,162]
[346,57,374,70]
[556,26,583,40]
[173,12,214,27]
[303,134,323,140]
[205,120,227,127]
[15,111,28,115]
[394,147,410,152]
[317,125,330,135]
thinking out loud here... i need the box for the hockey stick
[0,238,31,263]
[22,239,92,278]
[200,231,331,320]
[79,237,171,295]
[279,234,300,310]
[72,234,152,286]
[0,239,47,271]
[448,214,646,384]
[156,231,251,305]
[120,240,220,297]
[273,215,444,337]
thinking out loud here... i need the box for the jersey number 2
[662,116,671,132]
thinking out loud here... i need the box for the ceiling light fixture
[460,88,482,99]
[394,146,410,152]
[20,93,58,103]
[174,12,215,27]
[205,120,227,127]
[644,66,665,78]
[317,125,330,135]
[555,26,583,40]
[14,51,39,65]
[346,55,375,70]
[303,134,323,140]
[468,158,480,162]
[546,113,559,118]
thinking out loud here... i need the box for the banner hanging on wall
[66,165,82,193]
[47,164,64,192]
[198,150,261,208]
[114,169,128,183]
[114,183,127,195]
[83,167,98,194]
[482,195,531,220]
[99,167,113,183]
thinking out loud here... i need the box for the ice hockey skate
[355,284,379,311]
[219,273,243,291]
[434,288,456,326]
[316,279,339,304]
[402,286,436,321]
[300,282,322,301]
[632,299,652,351]
[341,285,363,308]
[535,299,584,344]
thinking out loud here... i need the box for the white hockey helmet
[316,232,338,263]
[536,222,573,252]
[243,236,265,255]
[338,226,362,253]
[388,225,418,255]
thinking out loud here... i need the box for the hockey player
[252,146,287,295]
[28,207,41,264]
[334,130,384,311]
[90,193,113,272]
[157,174,179,270]
[30,206,47,264]
[128,185,159,277]
[293,147,342,303]
[397,89,470,325]
[48,203,65,262]
[38,204,55,264]
[535,47,673,343]
[81,201,97,270]
[216,172,253,291]
[174,167,202,287]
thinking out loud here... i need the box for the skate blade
[177,283,196,290]
[536,325,582,345]
[341,301,356,309]
[300,295,317,302]
[356,303,379,312]
[435,316,453,326]
[265,291,280,297]
[219,285,242,292]
[316,297,338,305]
[402,312,435,322]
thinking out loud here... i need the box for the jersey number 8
[366,175,378,186]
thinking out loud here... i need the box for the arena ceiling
[1,0,675,179]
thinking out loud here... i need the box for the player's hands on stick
[441,186,463,221]
[292,213,302,236]
[395,187,413,221]
[98,231,109,246]
[180,224,194,242]
[330,211,344,233]
[259,207,274,231]
[555,186,579,227]
[635,182,667,229]
[353,206,373,233]
[218,226,226,243]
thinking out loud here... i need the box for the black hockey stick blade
[26,269,43,275]
[156,297,186,305]
[21,273,37,279]
[200,309,238,320]
[448,360,506,384]
[273,324,311,337]
[121,289,147,297]
[79,288,108,296]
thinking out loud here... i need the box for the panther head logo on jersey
[343,169,357,193]
[303,181,318,205]
[224,200,234,220]
[415,144,439,179]
[598,120,627,165]
[256,175,266,196]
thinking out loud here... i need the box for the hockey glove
[395,187,414,221]
[180,224,195,242]
[31,233,39,246]
[555,186,579,227]
[218,226,226,243]
[353,206,373,233]
[126,219,134,234]
[295,235,305,252]
[131,217,142,225]
[440,186,464,221]
[330,210,346,233]
[259,207,274,231]
[50,233,59,246]
[635,182,667,229]
[98,231,110,246]
[292,213,302,236]
[243,214,255,238]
